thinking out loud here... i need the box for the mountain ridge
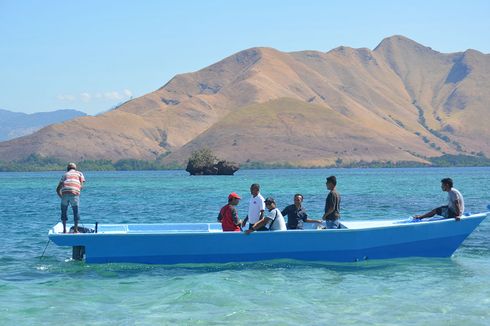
[1,35,489,166]
[0,108,87,141]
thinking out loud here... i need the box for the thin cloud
[123,89,133,97]
[104,91,123,101]
[80,92,92,102]
[57,89,133,102]
[57,94,76,101]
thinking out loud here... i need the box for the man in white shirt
[414,178,464,221]
[246,197,287,233]
[243,183,265,230]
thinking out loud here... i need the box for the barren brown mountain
[1,35,489,166]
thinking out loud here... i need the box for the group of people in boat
[218,176,341,233]
[217,176,465,232]
[218,176,342,232]
[54,162,465,234]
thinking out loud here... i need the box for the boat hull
[48,214,486,264]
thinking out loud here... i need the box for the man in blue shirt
[282,194,322,229]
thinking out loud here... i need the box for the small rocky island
[185,148,239,176]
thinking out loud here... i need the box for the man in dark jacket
[282,194,322,229]
[321,176,341,229]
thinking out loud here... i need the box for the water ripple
[1,168,489,325]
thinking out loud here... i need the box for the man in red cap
[217,192,243,232]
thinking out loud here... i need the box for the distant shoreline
[1,154,490,172]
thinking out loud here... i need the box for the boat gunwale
[48,213,487,238]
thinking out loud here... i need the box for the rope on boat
[40,239,50,260]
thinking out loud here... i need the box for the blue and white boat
[48,213,487,264]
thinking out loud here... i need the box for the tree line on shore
[1,151,490,172]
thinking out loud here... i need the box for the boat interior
[49,213,486,235]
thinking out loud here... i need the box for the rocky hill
[0,35,488,167]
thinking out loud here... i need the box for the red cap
[228,192,241,200]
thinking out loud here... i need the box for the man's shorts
[61,194,80,207]
[435,206,456,218]
[325,219,341,229]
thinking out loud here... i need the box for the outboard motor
[68,226,94,260]
[72,246,85,260]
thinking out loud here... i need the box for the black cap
[264,197,275,204]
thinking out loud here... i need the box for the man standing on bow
[56,163,85,233]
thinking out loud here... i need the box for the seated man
[282,194,322,229]
[246,197,286,233]
[414,178,464,221]
[217,192,243,231]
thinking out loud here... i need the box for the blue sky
[1,0,489,115]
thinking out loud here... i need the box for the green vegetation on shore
[242,154,490,169]
[428,153,490,167]
[0,154,181,172]
[1,153,490,172]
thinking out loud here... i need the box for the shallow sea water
[0,168,489,325]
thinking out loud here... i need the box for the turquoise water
[0,168,489,325]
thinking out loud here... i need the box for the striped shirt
[60,169,85,195]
